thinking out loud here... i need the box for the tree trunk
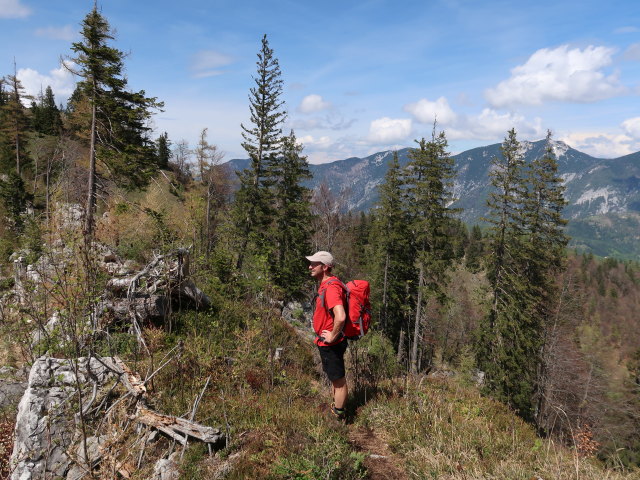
[397,328,405,364]
[382,253,389,331]
[206,183,212,255]
[410,263,424,374]
[84,95,97,238]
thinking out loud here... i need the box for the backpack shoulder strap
[318,278,348,312]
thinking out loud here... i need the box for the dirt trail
[348,426,409,480]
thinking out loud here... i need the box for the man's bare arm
[321,304,346,343]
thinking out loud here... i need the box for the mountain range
[225,140,640,260]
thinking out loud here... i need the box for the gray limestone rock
[153,452,180,480]
[0,366,28,412]
[10,356,115,480]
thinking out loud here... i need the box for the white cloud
[367,117,412,144]
[559,132,637,158]
[621,117,640,138]
[298,94,332,113]
[17,63,76,102]
[456,108,543,140]
[35,25,75,41]
[0,0,31,18]
[292,113,355,131]
[485,45,625,107]
[404,97,457,124]
[298,135,332,149]
[190,50,233,78]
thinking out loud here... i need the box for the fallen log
[134,405,224,446]
[104,295,170,321]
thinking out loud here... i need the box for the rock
[0,366,28,412]
[10,356,116,480]
[153,452,180,480]
[31,311,62,347]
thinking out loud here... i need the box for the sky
[2,0,640,164]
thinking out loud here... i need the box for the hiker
[306,250,348,419]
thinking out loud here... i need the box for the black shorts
[318,340,348,381]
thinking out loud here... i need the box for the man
[306,250,348,419]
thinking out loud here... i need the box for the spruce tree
[270,130,313,296]
[0,69,31,176]
[371,151,413,349]
[476,128,567,420]
[404,129,458,373]
[69,6,162,236]
[0,171,30,232]
[155,132,171,170]
[234,34,286,270]
[465,224,484,272]
[523,131,569,422]
[31,86,62,136]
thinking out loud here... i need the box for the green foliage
[0,171,29,232]
[369,152,413,345]
[271,430,367,479]
[352,332,401,382]
[30,86,62,136]
[156,131,171,169]
[0,72,31,176]
[465,224,484,272]
[270,131,313,298]
[20,215,43,264]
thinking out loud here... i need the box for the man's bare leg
[332,377,348,409]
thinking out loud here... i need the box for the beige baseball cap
[305,251,334,266]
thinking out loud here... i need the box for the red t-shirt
[313,277,347,346]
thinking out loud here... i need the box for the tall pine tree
[1,67,31,176]
[69,6,162,236]
[371,151,413,351]
[523,131,568,423]
[404,129,458,373]
[233,34,286,270]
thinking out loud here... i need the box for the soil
[348,426,409,480]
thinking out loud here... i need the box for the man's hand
[320,329,336,344]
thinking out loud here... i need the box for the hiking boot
[331,403,346,420]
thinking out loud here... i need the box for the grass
[355,377,638,479]
[139,298,640,479]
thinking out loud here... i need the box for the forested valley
[0,6,639,480]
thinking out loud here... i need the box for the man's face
[308,261,326,279]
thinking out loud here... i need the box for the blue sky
[2,0,640,164]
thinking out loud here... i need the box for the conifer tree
[523,131,569,422]
[155,132,171,170]
[0,171,30,232]
[465,224,484,272]
[1,68,31,176]
[523,131,568,292]
[404,129,458,373]
[476,128,568,420]
[234,34,286,270]
[270,130,313,296]
[69,6,162,236]
[371,151,413,348]
[31,86,62,136]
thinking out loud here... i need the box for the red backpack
[320,279,371,340]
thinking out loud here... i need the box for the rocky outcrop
[0,366,28,413]
[10,356,116,480]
